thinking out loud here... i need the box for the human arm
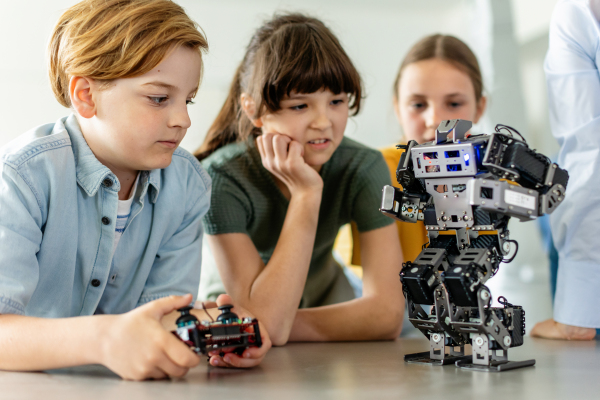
[206,192,321,346]
[287,223,404,342]
[0,294,201,380]
[532,0,600,338]
[206,133,323,346]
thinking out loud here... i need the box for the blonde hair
[48,0,208,108]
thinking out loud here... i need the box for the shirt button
[91,279,101,287]
[102,216,111,225]
[102,178,113,188]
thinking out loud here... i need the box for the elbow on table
[267,326,291,347]
[379,304,404,340]
[261,318,292,347]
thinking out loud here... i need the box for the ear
[69,76,96,119]
[473,96,487,124]
[240,93,263,128]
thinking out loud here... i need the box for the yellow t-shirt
[335,146,428,271]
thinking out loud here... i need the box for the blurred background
[0,0,559,330]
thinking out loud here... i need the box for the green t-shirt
[200,136,393,307]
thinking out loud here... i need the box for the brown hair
[48,0,208,108]
[195,13,362,160]
[393,34,483,102]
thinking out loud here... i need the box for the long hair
[195,13,362,160]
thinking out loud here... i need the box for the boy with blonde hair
[0,0,269,380]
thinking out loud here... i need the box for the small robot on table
[173,304,262,358]
[380,119,568,372]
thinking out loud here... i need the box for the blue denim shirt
[0,115,211,317]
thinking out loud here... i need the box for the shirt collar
[64,114,162,203]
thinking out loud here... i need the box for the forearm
[287,293,404,342]
[242,192,321,343]
[0,314,108,371]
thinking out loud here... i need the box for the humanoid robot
[380,119,568,371]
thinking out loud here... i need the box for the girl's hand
[207,294,272,368]
[98,294,200,380]
[256,133,323,197]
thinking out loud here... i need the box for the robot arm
[380,185,428,223]
[474,130,569,221]
[380,140,431,223]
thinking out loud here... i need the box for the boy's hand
[256,133,323,197]
[207,294,272,368]
[99,294,200,380]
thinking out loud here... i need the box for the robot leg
[400,248,470,365]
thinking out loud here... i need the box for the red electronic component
[172,304,262,356]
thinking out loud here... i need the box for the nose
[310,106,333,131]
[424,105,443,132]
[169,103,192,130]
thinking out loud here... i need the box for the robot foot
[454,334,535,372]
[455,358,535,372]
[405,351,471,366]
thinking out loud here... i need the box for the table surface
[1,338,598,400]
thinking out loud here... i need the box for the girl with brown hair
[196,13,404,353]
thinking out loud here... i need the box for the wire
[500,239,519,263]
[201,302,215,322]
[495,124,527,143]
[498,296,514,308]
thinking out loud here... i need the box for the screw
[475,337,484,346]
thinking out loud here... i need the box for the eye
[290,104,307,111]
[448,101,463,108]
[331,98,345,106]
[186,99,195,105]
[148,96,168,105]
[411,102,425,110]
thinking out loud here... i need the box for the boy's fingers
[156,352,192,378]
[164,334,202,369]
[145,294,193,319]
[215,294,234,307]
[142,367,167,381]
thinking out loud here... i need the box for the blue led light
[464,153,470,166]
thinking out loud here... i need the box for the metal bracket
[435,119,472,144]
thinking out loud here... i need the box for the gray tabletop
[1,338,598,400]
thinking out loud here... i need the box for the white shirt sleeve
[546,0,600,328]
